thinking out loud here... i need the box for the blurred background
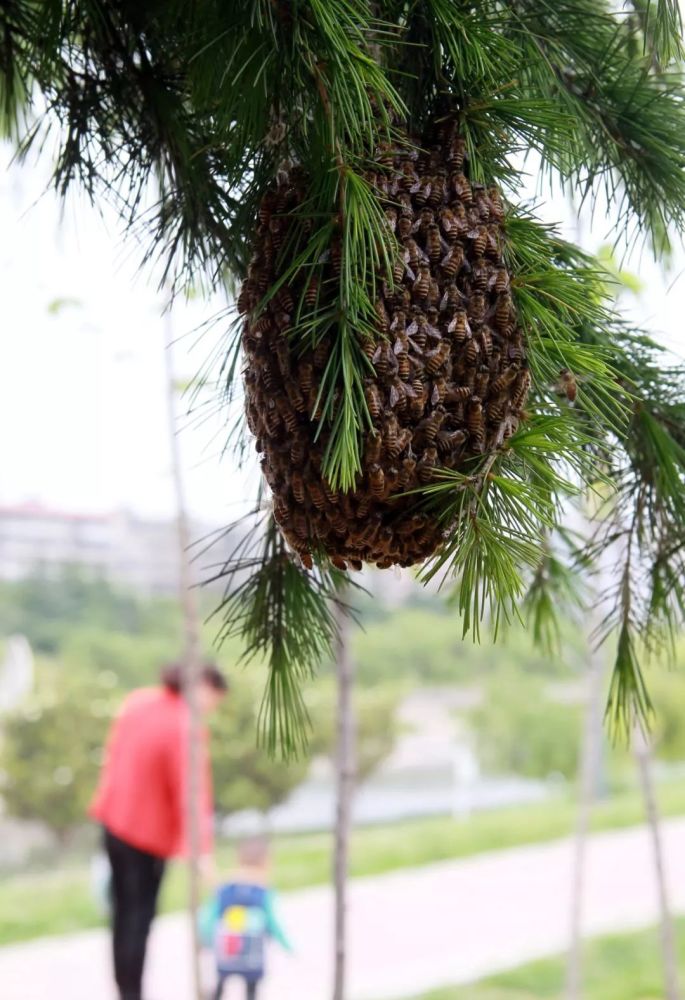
[2,137,685,1000]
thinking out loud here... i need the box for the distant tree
[0,678,117,841]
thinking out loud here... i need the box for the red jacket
[90,687,214,858]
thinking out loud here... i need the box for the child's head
[236,835,271,872]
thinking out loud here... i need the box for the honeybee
[448,309,471,344]
[441,245,465,280]
[253,314,274,336]
[331,239,342,276]
[298,362,314,394]
[431,377,447,405]
[447,135,466,169]
[392,248,410,284]
[426,223,443,264]
[468,292,487,324]
[384,207,398,233]
[398,455,417,487]
[373,341,398,378]
[291,470,306,504]
[313,337,331,369]
[425,340,451,375]
[331,554,348,571]
[322,481,339,506]
[286,380,306,413]
[417,446,438,483]
[415,405,446,443]
[413,207,435,238]
[489,365,518,395]
[412,262,431,300]
[413,175,432,206]
[467,398,485,450]
[439,207,459,242]
[445,384,471,404]
[365,382,383,419]
[511,368,532,411]
[436,428,467,454]
[389,377,409,412]
[397,215,413,240]
[275,284,295,313]
[470,257,490,291]
[375,299,390,334]
[356,494,371,520]
[404,237,424,272]
[474,366,490,399]
[308,385,323,420]
[426,278,441,308]
[304,275,319,307]
[555,368,578,402]
[486,395,507,424]
[468,226,488,258]
[451,172,472,204]
[369,464,386,499]
[488,187,505,222]
[490,267,510,294]
[365,429,383,465]
[494,292,513,332]
[464,338,480,365]
[307,481,327,511]
[478,325,493,357]
[290,436,306,465]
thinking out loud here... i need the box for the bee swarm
[239,121,530,570]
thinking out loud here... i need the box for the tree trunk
[162,305,204,1000]
[333,598,355,1000]
[634,727,681,1000]
[565,641,604,1000]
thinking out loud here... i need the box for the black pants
[104,828,166,1000]
[214,976,259,1000]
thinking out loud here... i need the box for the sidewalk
[3,817,685,1000]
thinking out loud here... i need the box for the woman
[90,662,228,1000]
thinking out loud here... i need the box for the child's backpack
[213,882,268,979]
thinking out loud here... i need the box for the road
[2,817,685,1000]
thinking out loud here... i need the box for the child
[207,836,292,1000]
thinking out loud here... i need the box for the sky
[0,144,683,524]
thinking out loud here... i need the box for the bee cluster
[239,120,530,570]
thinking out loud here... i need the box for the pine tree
[3,1,685,752]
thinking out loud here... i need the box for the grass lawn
[405,919,685,999]
[3,779,685,947]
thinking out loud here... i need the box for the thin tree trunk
[634,727,681,1000]
[565,642,604,1000]
[333,598,355,1000]
[162,306,204,1000]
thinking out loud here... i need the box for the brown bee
[313,337,331,370]
[304,275,319,307]
[431,377,447,405]
[275,393,298,433]
[404,237,424,272]
[398,455,417,487]
[474,366,490,399]
[468,226,488,258]
[445,384,471,404]
[265,402,281,437]
[389,377,409,412]
[286,380,306,413]
[253,314,274,335]
[426,278,441,308]
[365,429,383,465]
[488,186,505,222]
[330,554,348,572]
[441,245,465,281]
[369,464,386,499]
[439,207,459,242]
[417,446,438,483]
[331,239,342,276]
[511,368,532,411]
[490,267,510,294]
[490,365,519,395]
[375,299,390,334]
[467,398,485,450]
[478,325,493,357]
[307,481,327,511]
[494,292,513,332]
[415,405,446,443]
[373,341,398,379]
[447,135,466,169]
[448,309,471,344]
[392,248,409,284]
[308,385,323,420]
[425,340,451,375]
[365,382,383,419]
[413,207,435,238]
[451,172,472,204]
[321,481,339,506]
[298,362,314,395]
[413,175,432,206]
[470,257,490,291]
[291,470,306,504]
[413,262,431,301]
[258,190,277,226]
[464,338,480,365]
[397,215,413,240]
[274,337,291,379]
[275,284,295,313]
[436,428,467,454]
[486,395,507,424]
[555,368,578,402]
[426,223,443,264]
[384,207,398,233]
[356,495,371,520]
[290,436,306,465]
[468,292,487,324]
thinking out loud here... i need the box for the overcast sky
[0,144,683,524]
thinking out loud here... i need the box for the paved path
[3,817,685,1000]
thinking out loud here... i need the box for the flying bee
[490,267,510,294]
[417,446,438,483]
[489,365,519,395]
[451,172,473,204]
[365,429,383,465]
[494,292,513,332]
[555,367,578,403]
[468,226,488,258]
[426,223,444,264]
[474,366,490,399]
[415,405,446,443]
[511,368,532,411]
[436,428,467,454]
[464,338,480,365]
[425,340,451,375]
[470,257,490,291]
[441,245,465,280]
[369,464,386,499]
[468,292,487,324]
[467,398,485,450]
[412,262,431,301]
[291,470,306,504]
[365,382,383,419]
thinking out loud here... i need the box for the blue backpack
[213,882,268,980]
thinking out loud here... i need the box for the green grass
[406,920,685,999]
[4,779,685,947]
